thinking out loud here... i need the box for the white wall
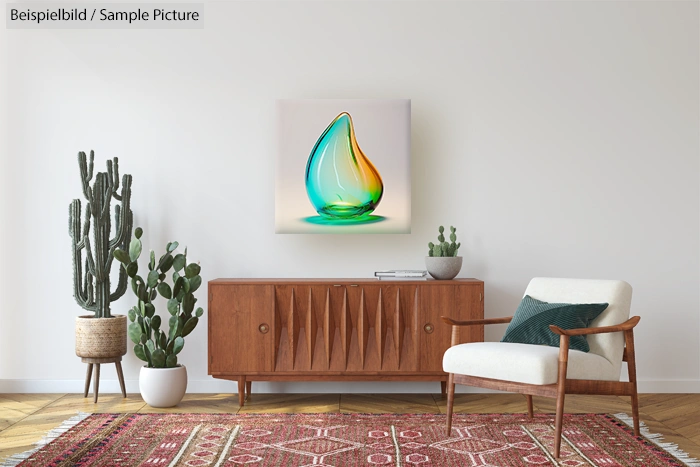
[1,1,698,394]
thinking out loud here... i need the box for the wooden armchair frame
[442,315,641,458]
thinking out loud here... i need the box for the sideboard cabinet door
[209,285,274,373]
[457,284,484,344]
[419,284,484,372]
[419,285,455,371]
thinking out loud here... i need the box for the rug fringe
[0,412,91,467]
[613,412,700,467]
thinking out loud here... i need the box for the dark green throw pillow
[500,295,608,352]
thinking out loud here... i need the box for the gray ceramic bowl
[425,256,463,280]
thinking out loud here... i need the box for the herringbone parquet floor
[1,392,699,463]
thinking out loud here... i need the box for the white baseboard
[636,379,700,393]
[1,379,698,394]
[0,379,487,394]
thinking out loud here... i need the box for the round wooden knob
[258,323,269,334]
[424,323,434,334]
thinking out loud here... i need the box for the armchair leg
[625,330,641,436]
[446,373,455,436]
[526,395,533,418]
[554,335,569,458]
[630,391,641,436]
[554,385,566,458]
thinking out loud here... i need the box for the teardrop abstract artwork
[276,99,411,234]
[305,112,384,220]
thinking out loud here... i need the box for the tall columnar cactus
[69,151,133,318]
[428,225,461,257]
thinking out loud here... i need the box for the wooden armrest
[441,316,513,326]
[549,316,640,337]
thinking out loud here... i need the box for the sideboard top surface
[209,278,483,285]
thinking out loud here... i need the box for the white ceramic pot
[139,365,188,408]
[425,256,463,280]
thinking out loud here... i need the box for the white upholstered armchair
[442,277,640,458]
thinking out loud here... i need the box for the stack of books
[374,270,428,280]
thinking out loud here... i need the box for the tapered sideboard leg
[237,377,246,407]
[526,395,534,418]
[246,381,252,401]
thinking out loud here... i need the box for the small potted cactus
[114,227,204,408]
[425,225,462,280]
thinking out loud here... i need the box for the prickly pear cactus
[114,228,203,368]
[427,225,461,257]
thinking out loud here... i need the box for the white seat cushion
[443,342,618,386]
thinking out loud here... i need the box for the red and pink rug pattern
[4,413,696,466]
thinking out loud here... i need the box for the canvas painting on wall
[276,99,411,234]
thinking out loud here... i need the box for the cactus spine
[427,225,461,257]
[69,151,133,318]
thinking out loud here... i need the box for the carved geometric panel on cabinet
[343,284,420,372]
[273,285,328,372]
[271,284,421,373]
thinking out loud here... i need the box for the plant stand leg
[84,364,93,398]
[81,356,121,403]
[115,361,126,398]
[526,395,534,418]
[93,364,101,403]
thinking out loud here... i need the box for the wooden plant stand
[82,356,127,403]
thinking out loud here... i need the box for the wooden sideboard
[208,278,484,405]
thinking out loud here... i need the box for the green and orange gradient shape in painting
[304,112,384,222]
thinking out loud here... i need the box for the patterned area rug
[3,413,699,467]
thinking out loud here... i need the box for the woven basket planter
[75,315,127,358]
